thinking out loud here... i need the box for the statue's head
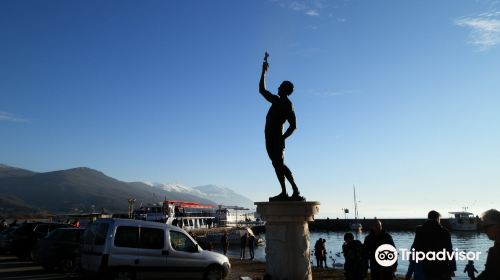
[278,81,294,97]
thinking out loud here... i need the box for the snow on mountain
[193,185,254,208]
[141,182,254,208]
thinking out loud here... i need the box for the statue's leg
[283,165,298,193]
[272,160,286,194]
[284,164,305,201]
[266,137,288,199]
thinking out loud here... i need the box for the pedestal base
[255,201,320,280]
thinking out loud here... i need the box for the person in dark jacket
[364,220,397,280]
[321,238,328,268]
[221,231,229,256]
[314,238,324,268]
[240,232,248,260]
[248,234,256,260]
[477,209,500,280]
[405,244,424,280]
[412,210,456,280]
[343,232,366,280]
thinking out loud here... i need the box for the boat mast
[353,184,358,222]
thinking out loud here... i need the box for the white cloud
[0,111,26,123]
[456,12,500,51]
[290,1,307,11]
[275,0,330,17]
[306,10,319,17]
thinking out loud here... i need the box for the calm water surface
[218,231,492,280]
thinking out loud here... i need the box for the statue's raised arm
[259,52,277,103]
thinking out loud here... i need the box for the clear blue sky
[1,0,499,218]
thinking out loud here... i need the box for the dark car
[7,222,74,259]
[35,227,85,272]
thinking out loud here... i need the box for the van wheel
[205,264,223,280]
[114,270,136,280]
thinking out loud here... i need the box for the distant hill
[0,164,37,178]
[0,164,216,215]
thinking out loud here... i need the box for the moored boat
[448,210,478,231]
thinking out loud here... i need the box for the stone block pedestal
[255,201,320,280]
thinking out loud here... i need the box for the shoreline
[227,258,405,280]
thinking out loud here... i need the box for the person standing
[364,220,397,280]
[314,238,324,268]
[240,232,248,260]
[477,209,500,280]
[405,244,424,280]
[412,210,456,280]
[464,260,478,280]
[221,231,229,256]
[321,238,328,268]
[343,232,366,280]
[248,233,255,260]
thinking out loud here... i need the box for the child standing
[464,260,478,280]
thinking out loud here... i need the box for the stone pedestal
[255,201,320,280]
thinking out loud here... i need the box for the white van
[80,218,230,280]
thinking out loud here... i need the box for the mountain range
[0,164,253,216]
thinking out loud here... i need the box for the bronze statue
[259,52,305,201]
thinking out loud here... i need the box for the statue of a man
[259,53,305,201]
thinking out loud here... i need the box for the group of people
[239,231,256,260]
[314,238,329,268]
[341,209,500,280]
[217,230,256,260]
[340,219,397,280]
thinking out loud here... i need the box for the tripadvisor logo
[375,244,398,267]
[374,244,482,267]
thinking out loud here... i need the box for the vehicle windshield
[82,222,109,245]
[170,230,197,252]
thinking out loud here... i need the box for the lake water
[218,230,492,280]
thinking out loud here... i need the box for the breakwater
[309,218,458,231]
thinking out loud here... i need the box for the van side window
[140,227,164,249]
[115,226,139,248]
[170,231,196,252]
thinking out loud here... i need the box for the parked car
[80,218,231,280]
[35,227,85,272]
[7,222,74,259]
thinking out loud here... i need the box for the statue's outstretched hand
[262,61,269,73]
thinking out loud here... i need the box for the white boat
[349,185,362,231]
[134,200,216,230]
[215,206,258,227]
[448,210,478,231]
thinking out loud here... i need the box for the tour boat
[448,209,478,231]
